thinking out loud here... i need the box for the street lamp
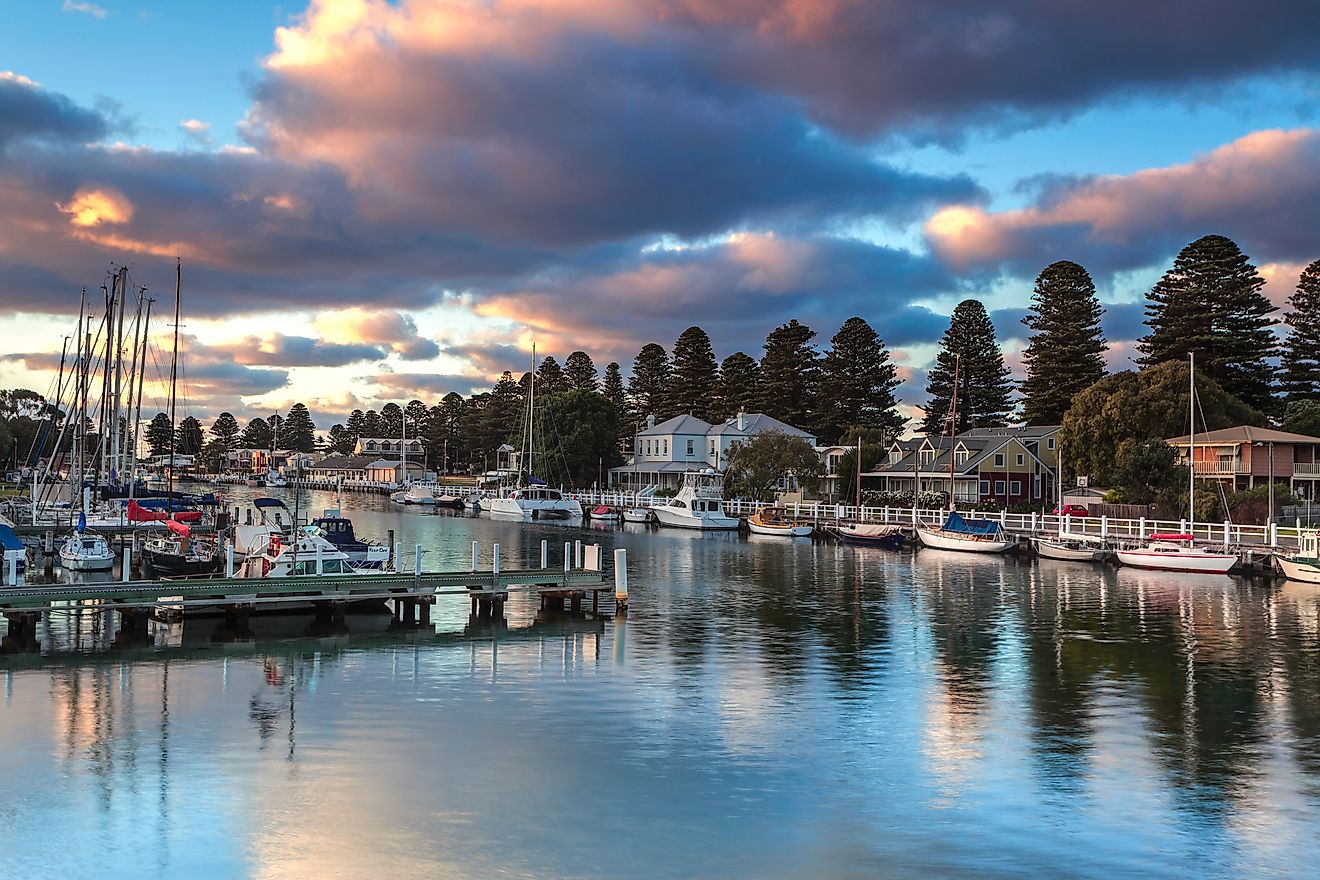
[1253,440,1275,529]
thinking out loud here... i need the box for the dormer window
[954,449,969,464]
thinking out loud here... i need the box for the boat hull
[58,549,115,571]
[622,509,653,523]
[1276,554,1320,584]
[141,546,222,576]
[916,526,1013,554]
[837,531,905,549]
[651,507,739,530]
[747,520,812,537]
[486,498,582,519]
[1114,548,1237,574]
[1033,538,1106,562]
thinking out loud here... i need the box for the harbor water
[4,487,1320,878]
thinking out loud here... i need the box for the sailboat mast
[166,259,181,513]
[1189,351,1195,525]
[948,354,960,511]
[130,296,153,500]
[74,289,86,513]
[855,436,862,511]
[111,266,127,484]
[527,343,536,483]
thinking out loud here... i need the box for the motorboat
[434,494,468,510]
[834,523,905,548]
[1034,532,1109,562]
[141,520,222,576]
[1276,529,1320,583]
[59,522,116,572]
[622,507,654,524]
[311,513,390,569]
[239,526,367,578]
[590,504,622,523]
[748,507,813,537]
[916,511,1013,553]
[487,486,583,520]
[264,469,288,488]
[391,482,438,505]
[1114,533,1237,574]
[651,471,739,531]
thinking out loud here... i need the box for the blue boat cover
[527,475,548,486]
[0,524,21,552]
[943,511,1000,535]
[254,497,290,510]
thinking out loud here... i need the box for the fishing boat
[1114,354,1238,574]
[239,526,367,578]
[486,344,583,521]
[834,523,906,548]
[140,520,221,576]
[1033,532,1108,562]
[652,470,739,530]
[747,507,813,537]
[622,507,654,523]
[916,511,1014,553]
[590,504,622,523]
[58,515,115,571]
[311,513,390,569]
[1275,529,1320,583]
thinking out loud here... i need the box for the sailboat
[1034,444,1108,561]
[487,345,582,520]
[833,437,905,547]
[1114,353,1238,574]
[59,511,115,571]
[915,355,1013,553]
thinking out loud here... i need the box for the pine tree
[208,411,240,449]
[665,326,718,420]
[345,409,366,443]
[1281,259,1320,402]
[380,403,403,437]
[564,351,598,391]
[489,370,525,446]
[174,416,204,456]
[362,410,384,437]
[1020,261,1107,425]
[405,399,428,438]
[536,356,568,395]
[628,343,671,421]
[711,352,763,421]
[145,412,173,457]
[283,403,317,452]
[820,317,904,441]
[760,320,821,429]
[239,417,271,450]
[601,362,627,411]
[921,300,1013,435]
[267,414,284,447]
[327,424,354,454]
[1137,234,1278,414]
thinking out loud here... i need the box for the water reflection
[2,486,1320,877]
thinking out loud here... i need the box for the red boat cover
[165,519,191,538]
[127,500,203,523]
[1149,533,1194,541]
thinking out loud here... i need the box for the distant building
[1165,425,1320,498]
[306,454,427,484]
[866,426,1060,506]
[609,412,818,490]
[353,437,425,459]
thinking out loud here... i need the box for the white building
[610,412,817,490]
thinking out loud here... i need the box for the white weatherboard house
[610,412,817,490]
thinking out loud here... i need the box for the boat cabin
[515,488,565,501]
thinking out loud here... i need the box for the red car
[1053,504,1090,517]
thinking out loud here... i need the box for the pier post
[1180,519,1187,535]
[564,542,572,575]
[575,540,582,569]
[1100,515,1108,539]
[472,541,479,572]
[415,545,423,583]
[1139,517,1146,540]
[43,530,54,568]
[225,543,234,578]
[1223,520,1231,548]
[492,543,501,589]
[4,549,18,586]
[541,539,548,569]
[614,548,628,612]
[122,547,132,583]
[1030,512,1038,534]
[1270,522,1278,547]
[387,530,395,564]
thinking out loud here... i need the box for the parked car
[1053,504,1090,517]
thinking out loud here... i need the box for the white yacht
[487,486,582,520]
[1114,533,1237,574]
[239,526,366,578]
[264,469,288,488]
[59,528,116,571]
[391,481,438,505]
[651,470,739,530]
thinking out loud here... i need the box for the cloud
[925,128,1320,277]
[179,118,212,148]
[0,71,109,149]
[314,309,441,360]
[362,371,486,399]
[61,1,107,19]
[58,185,133,227]
[211,333,385,367]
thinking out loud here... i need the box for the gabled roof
[1166,425,1320,445]
[638,414,714,437]
[311,455,377,469]
[708,413,815,439]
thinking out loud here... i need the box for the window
[921,449,935,465]
[662,439,668,455]
[994,453,1005,467]
[687,439,695,456]
[1016,453,1024,467]
[1047,437,1056,450]
[955,449,968,464]
[710,440,717,457]
[980,480,990,495]
[366,441,376,451]
[1010,480,1021,495]
[1033,475,1041,498]
[995,480,1006,495]
[890,450,902,464]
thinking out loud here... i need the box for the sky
[2,0,1319,432]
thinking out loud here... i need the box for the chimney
[737,412,746,431]
[646,413,656,430]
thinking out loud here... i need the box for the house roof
[638,414,714,437]
[708,413,814,439]
[869,426,1057,476]
[609,461,703,474]
[1165,425,1320,445]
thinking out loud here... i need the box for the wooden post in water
[540,539,548,569]
[574,540,582,569]
[414,545,423,583]
[471,541,479,572]
[563,542,572,574]
[614,548,628,612]
[122,547,132,583]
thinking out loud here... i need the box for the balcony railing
[1182,460,1249,474]
[1294,462,1320,475]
